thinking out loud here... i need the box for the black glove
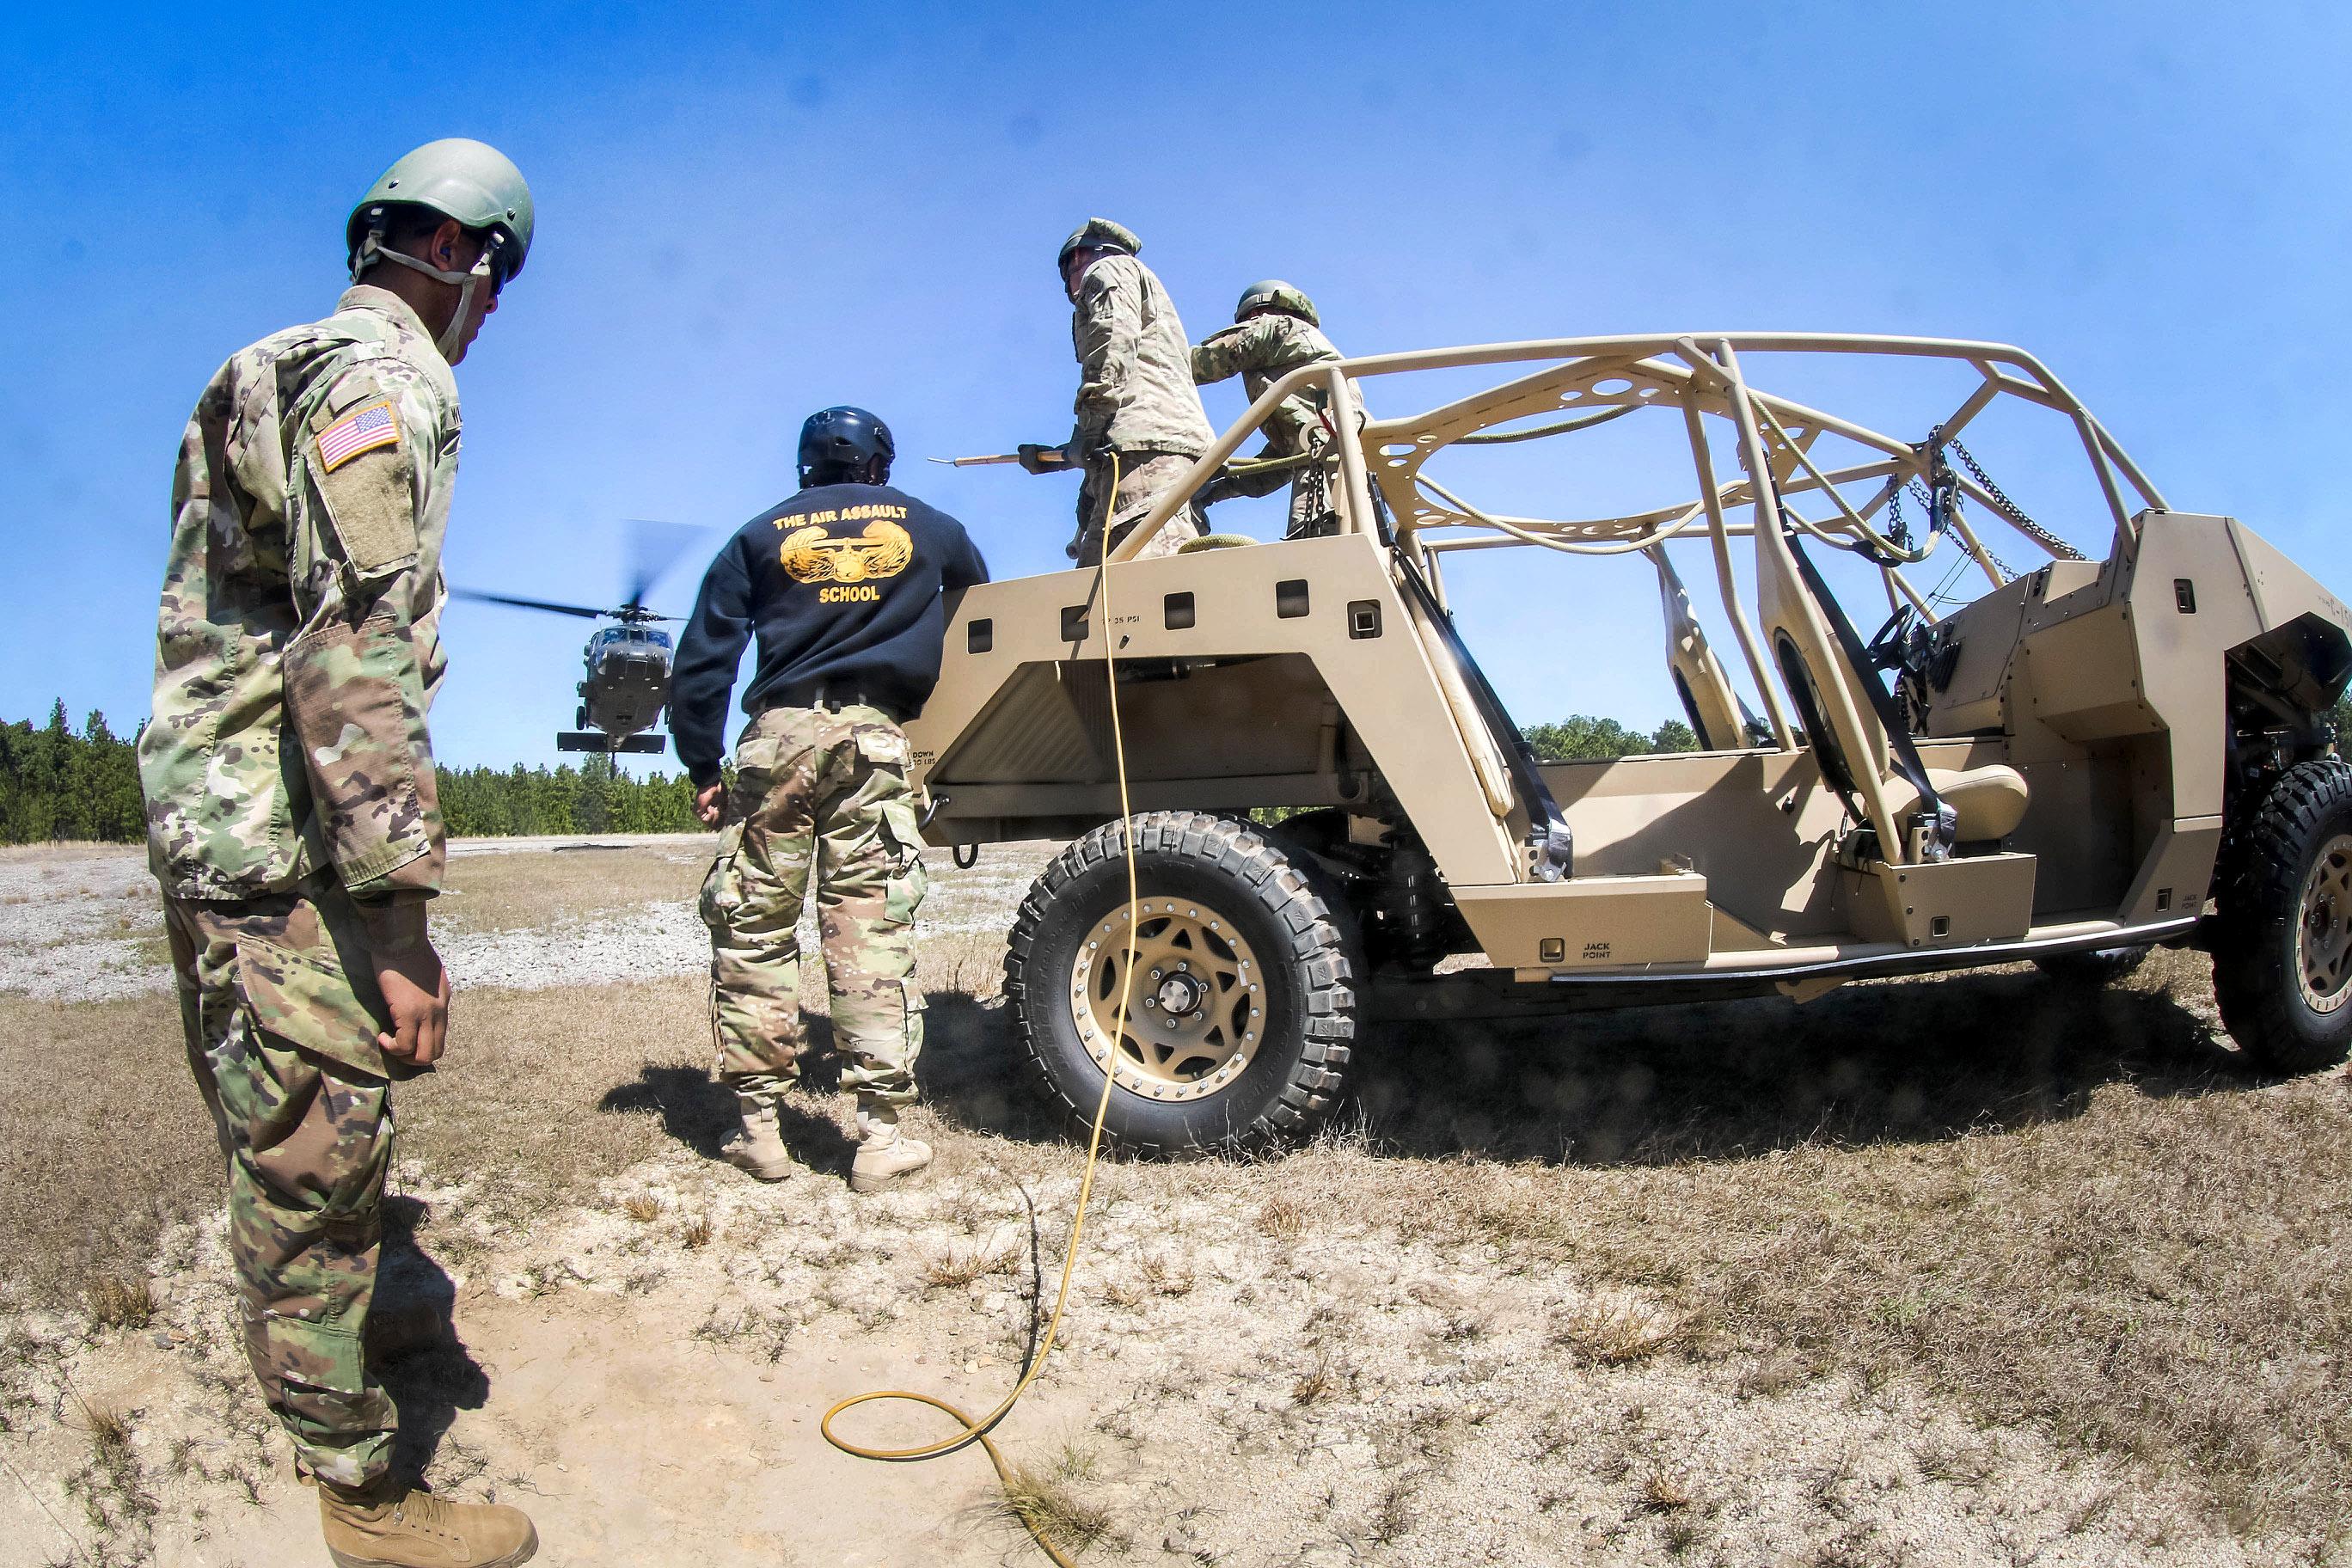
[1194,473,1243,510]
[1018,442,1074,475]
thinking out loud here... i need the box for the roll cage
[1110,333,2171,871]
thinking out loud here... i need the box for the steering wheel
[1865,604,1917,671]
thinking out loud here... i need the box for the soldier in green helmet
[1191,279,1352,537]
[138,138,540,1567]
[1020,218,1217,565]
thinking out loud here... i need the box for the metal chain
[1884,474,1943,556]
[1946,438,2084,560]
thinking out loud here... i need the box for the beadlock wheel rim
[1069,898,1265,1101]
[2295,832,2352,1014]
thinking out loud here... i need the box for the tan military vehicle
[909,334,2352,1151]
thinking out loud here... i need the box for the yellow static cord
[822,454,1140,1568]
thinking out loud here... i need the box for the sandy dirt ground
[3,836,2347,1568]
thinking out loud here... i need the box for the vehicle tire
[1003,811,1360,1154]
[2032,945,2152,987]
[2212,756,2352,1074]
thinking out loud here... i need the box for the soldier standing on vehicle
[1191,280,1351,538]
[1019,218,1216,565]
[671,407,989,1192]
[139,140,540,1567]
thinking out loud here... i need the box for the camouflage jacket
[140,285,457,922]
[1069,254,1215,458]
[1191,315,1344,456]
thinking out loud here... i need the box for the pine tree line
[0,704,707,844]
[0,701,147,844]
[436,754,704,836]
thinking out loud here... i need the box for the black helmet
[798,406,895,484]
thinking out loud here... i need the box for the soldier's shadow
[596,1034,852,1171]
[371,1196,489,1487]
[917,992,1068,1144]
[588,999,1054,1160]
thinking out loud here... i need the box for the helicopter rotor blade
[621,518,707,611]
[450,587,613,620]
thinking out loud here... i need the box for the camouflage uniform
[700,706,928,1118]
[1191,314,1347,536]
[1069,254,1216,564]
[140,284,458,1491]
[1073,454,1206,567]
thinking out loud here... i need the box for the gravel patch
[445,832,710,859]
[0,846,168,1002]
[0,837,1052,1000]
[441,900,712,989]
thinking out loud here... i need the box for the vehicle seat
[1176,533,1257,554]
[1890,763,2030,842]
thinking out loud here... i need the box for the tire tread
[1002,810,1360,1154]
[2213,756,2352,1074]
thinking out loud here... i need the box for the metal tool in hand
[929,444,1074,471]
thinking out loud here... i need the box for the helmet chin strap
[352,225,501,361]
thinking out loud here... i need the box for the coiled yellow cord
[822,454,1140,1567]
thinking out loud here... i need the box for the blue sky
[6,2,2349,770]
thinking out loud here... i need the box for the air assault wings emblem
[779,519,915,584]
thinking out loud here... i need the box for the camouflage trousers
[701,704,929,1114]
[164,877,399,1491]
[1073,450,1204,567]
[1201,433,1339,537]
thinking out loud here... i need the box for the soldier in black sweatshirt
[670,407,988,1191]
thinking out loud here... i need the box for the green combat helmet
[1057,217,1141,272]
[1236,279,1318,326]
[346,138,535,358]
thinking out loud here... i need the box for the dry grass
[431,841,708,934]
[1638,1467,1695,1513]
[1363,1472,1419,1546]
[65,1395,156,1546]
[398,973,727,1218]
[923,1241,1017,1290]
[1255,1193,1305,1239]
[1303,946,2352,1542]
[83,1274,155,1331]
[995,1452,1121,1558]
[0,990,217,1312]
[1551,1294,1699,1364]
[1289,1346,1352,1410]
[1135,1253,1194,1298]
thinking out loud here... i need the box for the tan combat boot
[849,1103,932,1193]
[319,1480,538,1567]
[720,1099,799,1181]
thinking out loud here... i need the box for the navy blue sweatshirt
[670,482,989,787]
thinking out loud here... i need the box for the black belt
[769,684,907,723]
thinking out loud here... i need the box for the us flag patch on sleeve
[317,401,401,471]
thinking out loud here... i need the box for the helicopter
[451,520,701,755]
